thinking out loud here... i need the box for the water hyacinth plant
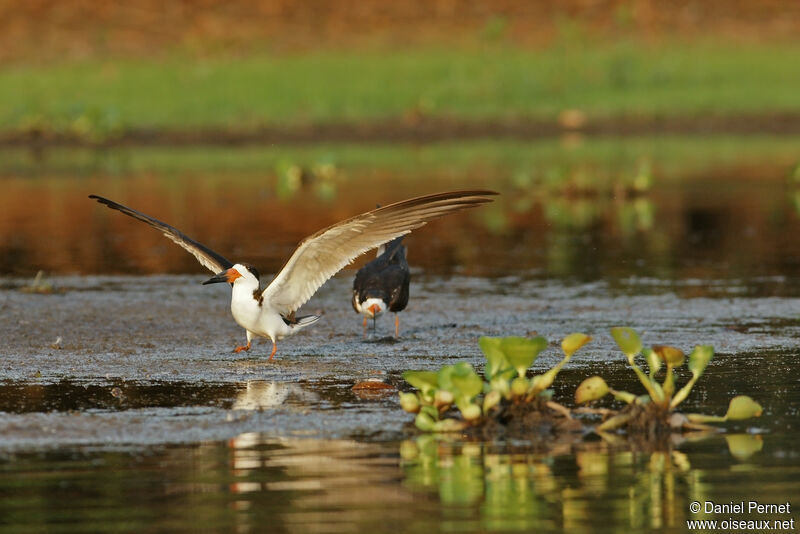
[400,333,591,433]
[575,327,763,434]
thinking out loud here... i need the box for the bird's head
[203,263,260,288]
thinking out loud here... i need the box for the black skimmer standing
[89,191,496,360]
[352,236,409,337]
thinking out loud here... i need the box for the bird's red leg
[362,316,368,337]
[395,315,400,337]
[234,341,251,353]
[268,342,277,361]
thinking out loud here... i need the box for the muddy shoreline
[1,273,796,449]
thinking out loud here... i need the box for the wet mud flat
[0,272,798,450]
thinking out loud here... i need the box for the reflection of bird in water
[89,191,496,359]
[231,380,318,410]
[352,236,409,337]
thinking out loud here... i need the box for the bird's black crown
[241,264,260,280]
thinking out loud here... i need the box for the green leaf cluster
[401,333,591,432]
[575,327,762,430]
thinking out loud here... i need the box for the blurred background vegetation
[1,0,799,282]
[1,0,799,140]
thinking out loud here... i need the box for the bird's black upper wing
[89,195,233,274]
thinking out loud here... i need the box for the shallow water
[1,272,798,532]
[1,143,799,532]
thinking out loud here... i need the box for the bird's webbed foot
[234,341,252,353]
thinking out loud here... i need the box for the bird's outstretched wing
[89,195,233,274]
[262,190,497,314]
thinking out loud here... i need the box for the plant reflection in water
[399,432,764,531]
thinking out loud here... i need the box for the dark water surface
[0,143,799,532]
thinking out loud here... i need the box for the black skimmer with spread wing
[89,191,496,359]
[352,236,409,337]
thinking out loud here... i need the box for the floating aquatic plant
[575,327,763,435]
[400,333,591,433]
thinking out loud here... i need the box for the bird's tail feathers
[291,314,322,330]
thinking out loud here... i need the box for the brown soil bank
[1,0,799,62]
[3,112,800,148]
